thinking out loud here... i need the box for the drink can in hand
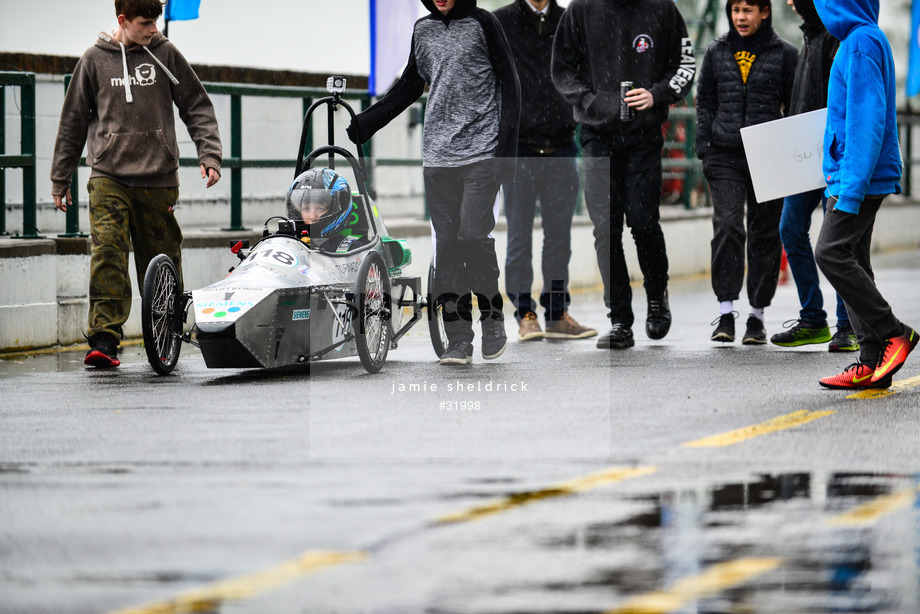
[620,81,635,122]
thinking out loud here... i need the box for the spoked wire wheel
[355,251,391,373]
[141,254,183,375]
[427,257,448,358]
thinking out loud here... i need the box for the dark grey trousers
[425,160,502,344]
[815,195,902,365]
[703,149,784,307]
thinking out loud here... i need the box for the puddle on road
[526,472,920,613]
[0,344,144,376]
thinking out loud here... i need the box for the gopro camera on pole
[326,76,347,96]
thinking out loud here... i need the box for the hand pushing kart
[141,77,449,375]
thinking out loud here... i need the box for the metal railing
[0,72,37,238]
[59,80,373,235]
[4,69,919,238]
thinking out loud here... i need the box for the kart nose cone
[196,321,263,368]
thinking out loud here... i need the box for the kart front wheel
[355,251,391,374]
[427,258,448,358]
[142,254,183,375]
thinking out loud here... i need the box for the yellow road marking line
[0,338,144,360]
[682,409,835,448]
[605,557,782,614]
[827,484,920,527]
[110,550,365,614]
[436,466,657,524]
[847,374,920,400]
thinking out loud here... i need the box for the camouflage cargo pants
[87,177,182,341]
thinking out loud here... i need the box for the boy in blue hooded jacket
[813,0,917,389]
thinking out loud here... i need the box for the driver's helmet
[286,168,352,236]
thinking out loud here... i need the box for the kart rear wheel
[355,251,391,374]
[142,254,183,375]
[427,258,448,358]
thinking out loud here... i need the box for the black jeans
[703,148,783,308]
[581,126,669,328]
[425,160,502,344]
[815,195,902,365]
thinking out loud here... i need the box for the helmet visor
[289,188,335,224]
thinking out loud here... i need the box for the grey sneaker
[480,316,508,359]
[439,340,473,365]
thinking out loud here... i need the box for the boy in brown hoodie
[50,0,222,368]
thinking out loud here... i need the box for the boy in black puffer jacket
[696,0,798,345]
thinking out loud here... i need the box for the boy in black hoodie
[552,0,696,350]
[696,0,797,345]
[347,0,520,365]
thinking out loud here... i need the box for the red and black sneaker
[84,333,121,369]
[872,325,918,383]
[819,362,891,390]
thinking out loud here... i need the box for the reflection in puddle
[587,472,920,613]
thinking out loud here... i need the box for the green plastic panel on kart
[381,236,412,274]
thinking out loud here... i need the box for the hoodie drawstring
[116,41,180,103]
[144,46,180,85]
[118,41,133,103]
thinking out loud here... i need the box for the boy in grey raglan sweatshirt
[348,0,520,365]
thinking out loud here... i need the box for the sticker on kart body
[334,257,363,275]
[243,245,299,268]
[193,288,272,322]
[299,266,321,282]
[332,302,353,347]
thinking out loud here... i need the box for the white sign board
[740,108,827,203]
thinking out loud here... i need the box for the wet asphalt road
[2,249,920,614]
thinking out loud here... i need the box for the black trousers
[815,195,902,365]
[703,148,783,308]
[581,126,669,328]
[425,160,502,344]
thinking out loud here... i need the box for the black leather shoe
[646,290,672,340]
[596,323,635,349]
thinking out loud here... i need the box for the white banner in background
[369,0,422,96]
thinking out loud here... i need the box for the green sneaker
[828,326,859,352]
[770,319,832,347]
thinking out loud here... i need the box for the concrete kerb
[1,197,918,354]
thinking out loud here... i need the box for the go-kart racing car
[140,77,448,375]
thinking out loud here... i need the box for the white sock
[720,301,733,315]
[750,307,764,322]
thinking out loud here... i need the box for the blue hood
[813,0,878,40]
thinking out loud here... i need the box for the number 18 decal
[245,246,299,267]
